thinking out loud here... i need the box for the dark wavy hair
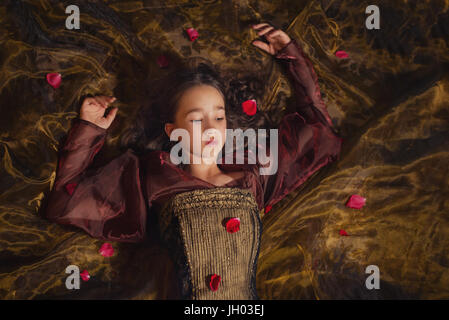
[120,56,274,158]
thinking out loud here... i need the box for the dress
[42,38,343,300]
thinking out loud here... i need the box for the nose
[202,120,216,134]
[203,119,214,131]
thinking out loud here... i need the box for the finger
[257,26,275,36]
[251,40,272,54]
[105,107,118,125]
[86,97,97,106]
[252,23,271,29]
[264,29,283,39]
[93,97,106,108]
[101,95,115,102]
[94,96,108,108]
[99,96,111,104]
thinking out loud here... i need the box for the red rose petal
[335,50,349,59]
[225,217,240,233]
[157,54,169,68]
[209,274,221,291]
[345,194,366,209]
[242,99,257,116]
[99,242,114,257]
[80,270,90,281]
[264,205,272,214]
[64,182,78,196]
[186,28,199,42]
[46,73,62,89]
[339,229,349,236]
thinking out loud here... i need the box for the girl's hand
[250,22,292,56]
[80,95,118,129]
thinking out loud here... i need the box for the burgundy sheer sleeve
[43,118,147,243]
[258,38,343,210]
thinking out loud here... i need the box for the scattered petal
[264,205,272,214]
[225,217,240,233]
[186,28,199,42]
[46,73,62,89]
[157,54,169,68]
[335,50,349,59]
[64,182,78,196]
[209,274,221,291]
[80,270,90,281]
[339,229,349,236]
[346,194,366,209]
[242,99,257,116]
[99,242,114,257]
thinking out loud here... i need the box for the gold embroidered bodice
[155,187,262,300]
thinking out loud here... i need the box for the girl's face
[164,85,227,163]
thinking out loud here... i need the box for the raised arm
[251,23,343,210]
[274,38,337,131]
[42,96,148,243]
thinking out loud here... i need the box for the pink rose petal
[46,73,62,89]
[345,194,366,209]
[99,242,114,257]
[157,54,169,68]
[242,99,257,116]
[80,270,90,281]
[339,229,349,236]
[186,28,199,42]
[335,50,349,59]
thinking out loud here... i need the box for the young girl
[43,23,342,300]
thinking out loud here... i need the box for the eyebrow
[184,105,224,116]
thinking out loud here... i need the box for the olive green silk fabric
[1,0,449,299]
